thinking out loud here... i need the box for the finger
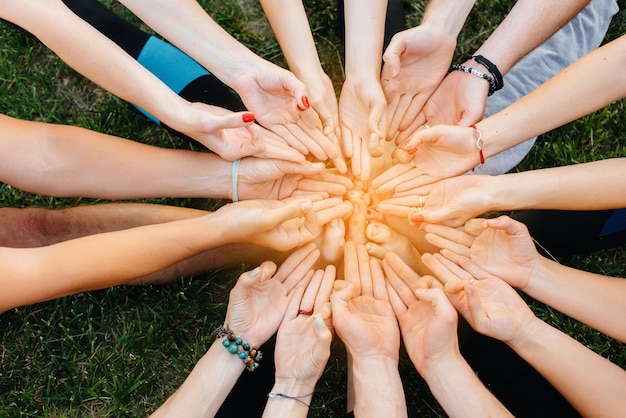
[284,281,309,322]
[275,160,326,176]
[423,223,474,248]
[238,260,277,288]
[357,244,373,297]
[464,285,487,329]
[343,241,361,295]
[300,269,323,313]
[284,123,329,161]
[382,257,417,307]
[314,265,336,312]
[273,242,318,283]
[340,125,354,158]
[383,251,422,289]
[315,201,353,226]
[298,178,349,196]
[365,242,388,261]
[371,163,413,194]
[358,138,371,181]
[268,124,309,156]
[370,258,389,302]
[414,287,457,320]
[350,133,362,179]
[263,199,314,230]
[386,280,408,318]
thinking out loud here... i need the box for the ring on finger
[416,195,427,210]
[298,309,314,316]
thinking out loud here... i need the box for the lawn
[1,1,625,416]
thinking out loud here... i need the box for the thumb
[264,199,313,228]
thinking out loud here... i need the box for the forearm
[419,353,512,417]
[477,36,626,157]
[351,356,407,417]
[0,0,191,129]
[474,0,590,74]
[119,0,261,88]
[486,159,626,211]
[0,214,227,310]
[0,116,233,200]
[151,340,245,417]
[260,0,323,79]
[524,257,626,342]
[262,378,316,418]
[508,318,626,416]
[420,0,475,38]
[343,0,388,79]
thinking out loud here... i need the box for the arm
[426,216,626,342]
[387,35,626,188]
[153,244,319,417]
[263,266,334,417]
[332,242,407,417]
[377,158,626,226]
[118,0,337,162]
[0,114,345,200]
[0,198,320,311]
[425,254,626,417]
[382,0,475,140]
[339,0,389,181]
[383,253,512,417]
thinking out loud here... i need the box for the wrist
[505,315,544,350]
[271,378,317,396]
[421,0,474,37]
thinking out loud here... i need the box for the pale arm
[509,317,626,416]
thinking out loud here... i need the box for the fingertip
[301,200,313,213]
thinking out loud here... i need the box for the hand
[238,159,353,200]
[274,265,335,384]
[422,216,541,290]
[384,251,459,372]
[339,76,388,181]
[214,198,318,251]
[376,174,492,227]
[231,61,338,161]
[381,25,456,142]
[421,252,537,344]
[372,125,480,193]
[331,242,400,360]
[180,102,304,163]
[224,242,319,347]
[394,61,489,145]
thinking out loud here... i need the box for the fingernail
[242,113,255,123]
[399,139,410,149]
[314,313,325,330]
[296,104,306,111]
[250,267,260,277]
[410,213,424,223]
[407,148,417,155]
[302,96,310,108]
[310,162,325,170]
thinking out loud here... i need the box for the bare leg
[0,203,283,284]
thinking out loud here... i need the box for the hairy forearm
[343,0,388,78]
[475,0,590,74]
[0,116,232,199]
[478,36,626,158]
[419,353,512,417]
[508,318,626,416]
[486,158,626,212]
[119,0,260,88]
[151,341,245,417]
[525,257,626,342]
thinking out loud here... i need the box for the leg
[0,204,284,284]
[476,0,619,175]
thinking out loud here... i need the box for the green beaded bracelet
[212,325,263,371]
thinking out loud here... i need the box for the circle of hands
[221,118,541,390]
[216,28,541,392]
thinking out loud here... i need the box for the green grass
[1,1,625,416]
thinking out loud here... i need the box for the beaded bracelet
[212,324,263,371]
[450,64,497,96]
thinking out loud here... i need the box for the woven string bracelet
[267,391,314,408]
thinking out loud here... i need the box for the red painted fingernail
[242,113,255,123]
[407,148,418,155]
[410,214,424,223]
[302,96,310,108]
[296,104,306,111]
